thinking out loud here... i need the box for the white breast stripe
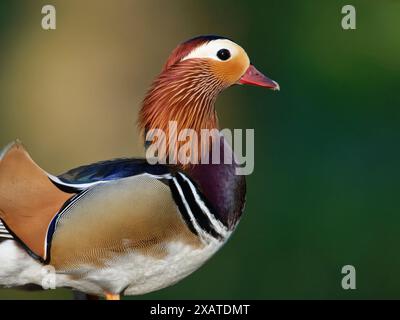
[178,173,228,238]
[172,178,213,243]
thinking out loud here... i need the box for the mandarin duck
[0,35,279,300]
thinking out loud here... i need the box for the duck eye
[216,49,231,61]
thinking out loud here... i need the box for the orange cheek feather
[210,54,250,85]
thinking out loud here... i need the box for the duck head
[139,35,279,162]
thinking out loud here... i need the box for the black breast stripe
[169,179,199,236]
[174,173,223,240]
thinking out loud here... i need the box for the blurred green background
[0,0,399,299]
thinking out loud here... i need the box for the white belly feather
[0,237,227,296]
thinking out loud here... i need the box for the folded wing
[0,141,74,260]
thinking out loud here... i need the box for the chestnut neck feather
[139,60,225,153]
[138,53,246,229]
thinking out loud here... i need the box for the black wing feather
[57,158,171,185]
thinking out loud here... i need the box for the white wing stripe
[47,172,172,190]
[0,234,13,239]
[0,220,12,239]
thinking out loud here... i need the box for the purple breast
[185,138,246,229]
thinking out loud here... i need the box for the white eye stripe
[181,39,240,62]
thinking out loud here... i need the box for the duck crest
[162,35,230,72]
